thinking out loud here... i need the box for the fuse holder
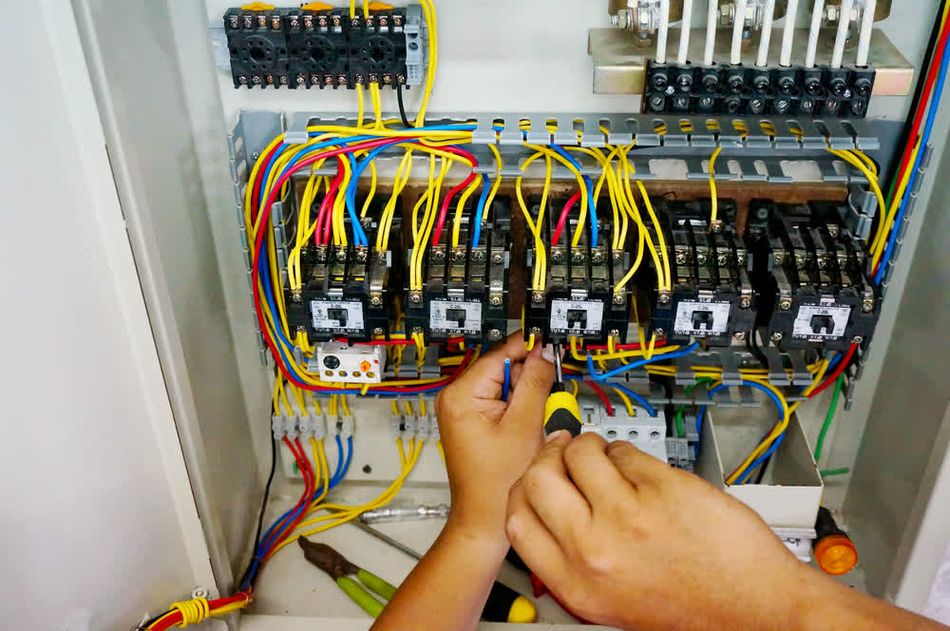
[814,534,858,576]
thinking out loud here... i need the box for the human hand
[506,433,806,630]
[435,333,554,546]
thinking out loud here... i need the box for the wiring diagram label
[310,299,365,334]
[430,299,482,336]
[550,299,605,335]
[792,304,852,341]
[673,300,732,336]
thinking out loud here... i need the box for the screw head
[852,336,864,344]
[648,94,667,112]
[488,328,503,341]
[551,251,565,263]
[471,250,486,262]
[699,95,716,111]
[658,292,672,305]
[654,328,665,338]
[370,295,383,306]
[675,251,688,265]
[613,293,626,305]
[409,292,423,305]
[431,250,445,262]
[491,252,504,264]
[739,296,752,309]
[453,250,466,262]
[733,331,747,342]
[862,298,875,313]
[771,331,784,342]
[292,291,302,303]
[779,299,792,311]
[373,327,385,336]
[489,295,503,307]
[677,74,693,91]
[532,291,545,305]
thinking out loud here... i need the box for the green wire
[814,375,845,464]
[675,378,715,439]
[821,468,851,478]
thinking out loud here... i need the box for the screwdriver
[544,343,583,437]
[352,521,537,623]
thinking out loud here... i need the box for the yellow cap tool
[544,344,583,437]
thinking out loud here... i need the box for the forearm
[372,518,509,631]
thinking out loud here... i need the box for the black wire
[238,436,277,589]
[395,82,412,128]
[137,610,173,630]
[747,328,769,369]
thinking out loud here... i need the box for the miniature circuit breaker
[405,200,511,345]
[285,205,400,342]
[649,199,757,346]
[746,200,880,351]
[524,201,632,345]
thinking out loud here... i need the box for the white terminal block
[271,414,287,439]
[327,414,354,439]
[284,415,300,439]
[581,406,669,463]
[315,341,385,384]
[300,412,326,439]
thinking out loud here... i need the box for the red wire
[810,343,859,398]
[585,381,615,417]
[431,171,480,246]
[585,340,669,352]
[150,593,252,631]
[259,438,313,561]
[315,158,346,245]
[873,12,950,275]
[551,192,581,246]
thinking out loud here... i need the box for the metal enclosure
[55,0,950,626]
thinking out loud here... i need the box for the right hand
[505,432,806,630]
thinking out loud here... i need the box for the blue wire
[875,36,950,284]
[608,383,658,417]
[330,434,346,486]
[735,433,787,485]
[587,342,701,382]
[550,145,599,247]
[470,174,492,247]
[501,358,512,402]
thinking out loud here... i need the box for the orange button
[815,534,858,576]
[360,360,372,373]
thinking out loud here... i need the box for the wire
[708,147,722,228]
[395,81,412,128]
[501,358,512,402]
[814,374,845,464]
[237,435,277,589]
[587,342,700,382]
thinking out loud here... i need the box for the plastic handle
[544,391,583,437]
[357,568,398,602]
[337,576,385,618]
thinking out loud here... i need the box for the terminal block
[285,7,348,89]
[347,8,409,87]
[224,7,292,88]
[286,205,400,342]
[649,200,757,346]
[405,200,511,345]
[524,202,631,345]
[224,5,419,89]
[746,200,879,351]
[644,61,875,118]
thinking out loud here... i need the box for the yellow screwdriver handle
[544,391,583,437]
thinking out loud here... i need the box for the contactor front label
[792,304,852,341]
[550,300,605,335]
[310,299,365,334]
[673,300,732,336]
[430,299,482,335]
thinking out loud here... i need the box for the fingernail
[541,344,556,364]
[545,429,567,443]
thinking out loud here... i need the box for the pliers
[299,537,398,618]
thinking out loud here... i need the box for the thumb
[504,348,555,431]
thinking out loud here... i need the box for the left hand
[435,333,554,545]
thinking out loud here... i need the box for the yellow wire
[414,0,437,126]
[708,146,722,229]
[612,387,635,416]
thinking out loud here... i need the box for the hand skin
[372,334,553,631]
[506,432,949,631]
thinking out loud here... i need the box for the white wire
[657,0,671,63]
[756,0,776,67]
[731,0,748,64]
[678,0,694,65]
[856,0,877,67]
[780,0,799,67]
[831,0,853,68]
[805,0,825,68]
[704,0,719,65]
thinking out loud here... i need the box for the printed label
[550,299,605,335]
[310,299,365,333]
[430,299,483,335]
[792,304,852,341]
[673,300,732,336]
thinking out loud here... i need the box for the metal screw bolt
[648,94,666,112]
[739,296,752,309]
[488,328,503,341]
[699,95,716,110]
[529,327,542,336]
[431,250,445,262]
[852,336,864,344]
[471,250,486,262]
[658,292,672,305]
[551,251,565,263]
[370,295,383,306]
[489,295,503,307]
[292,291,302,303]
[779,299,792,311]
[771,331,784,342]
[491,252,504,265]
[453,250,466,262]
[717,253,729,266]
[373,327,385,336]
[654,328,665,338]
[862,298,875,313]
[532,291,545,305]
[572,252,585,264]
[409,292,423,305]
[613,293,626,305]
[609,329,621,338]
[696,252,708,265]
[773,252,786,265]
[733,331,747,342]
[592,251,605,264]
[411,327,424,335]
[675,251,688,265]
